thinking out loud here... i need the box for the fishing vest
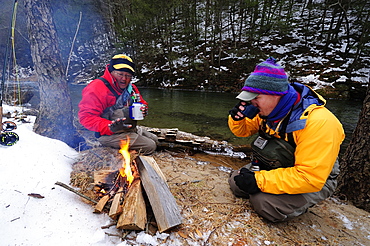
[251,115,296,171]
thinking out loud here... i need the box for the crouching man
[78,54,158,155]
[228,57,345,222]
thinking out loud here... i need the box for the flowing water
[32,84,362,153]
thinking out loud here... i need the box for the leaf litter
[70,147,370,246]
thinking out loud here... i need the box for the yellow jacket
[229,84,345,194]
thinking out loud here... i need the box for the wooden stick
[65,11,82,78]
[55,181,97,204]
[101,222,116,229]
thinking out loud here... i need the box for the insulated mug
[130,102,144,120]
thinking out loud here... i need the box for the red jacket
[78,65,147,136]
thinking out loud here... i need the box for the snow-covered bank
[0,105,120,246]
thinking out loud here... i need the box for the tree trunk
[24,0,85,149]
[336,82,370,212]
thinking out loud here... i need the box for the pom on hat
[237,57,289,101]
[108,54,135,75]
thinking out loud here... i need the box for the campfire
[93,137,136,200]
[82,137,182,233]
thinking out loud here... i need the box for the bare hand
[141,105,148,117]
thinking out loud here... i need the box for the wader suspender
[260,110,296,148]
[95,77,119,138]
[97,77,119,99]
[277,111,296,148]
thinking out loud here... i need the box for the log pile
[92,155,182,233]
[143,127,234,154]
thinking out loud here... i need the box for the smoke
[0,0,115,83]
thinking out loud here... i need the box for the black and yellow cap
[108,54,135,75]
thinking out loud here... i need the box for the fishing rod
[1,0,19,146]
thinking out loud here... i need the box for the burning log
[92,138,135,215]
[92,155,182,232]
[116,179,146,230]
[93,170,131,214]
[92,168,147,230]
[136,156,182,232]
[63,136,182,234]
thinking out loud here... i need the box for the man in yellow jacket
[228,57,345,222]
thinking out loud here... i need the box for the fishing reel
[1,121,19,146]
[2,121,17,131]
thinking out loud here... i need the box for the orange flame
[119,137,134,186]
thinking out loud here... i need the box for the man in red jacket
[78,54,158,154]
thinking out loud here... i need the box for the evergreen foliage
[103,0,369,91]
[0,0,368,93]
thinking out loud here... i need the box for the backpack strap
[97,77,119,99]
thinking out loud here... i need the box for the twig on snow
[55,181,98,204]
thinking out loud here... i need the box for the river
[65,85,362,153]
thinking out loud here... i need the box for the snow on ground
[0,105,121,246]
[0,105,191,246]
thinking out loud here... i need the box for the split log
[136,156,182,232]
[108,187,124,219]
[94,194,110,213]
[116,179,146,230]
[140,155,167,185]
[165,133,177,142]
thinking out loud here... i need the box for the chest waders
[251,114,296,171]
[95,77,137,137]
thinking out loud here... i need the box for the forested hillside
[0,0,369,99]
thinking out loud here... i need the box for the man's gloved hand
[234,168,261,195]
[108,118,132,133]
[229,101,260,121]
[229,101,244,121]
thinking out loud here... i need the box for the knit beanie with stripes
[236,57,289,101]
[108,54,136,75]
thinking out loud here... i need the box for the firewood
[165,133,177,142]
[94,194,110,213]
[116,179,146,230]
[108,187,124,219]
[136,156,182,232]
[140,155,167,185]
[93,169,116,184]
[143,126,233,151]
